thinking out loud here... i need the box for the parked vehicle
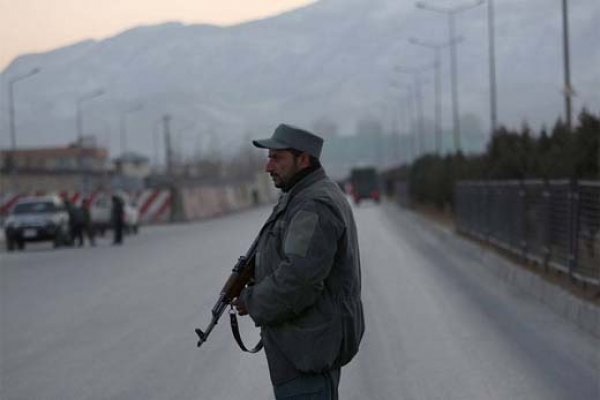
[123,198,140,234]
[89,192,140,235]
[349,167,380,205]
[3,195,71,251]
[89,195,112,235]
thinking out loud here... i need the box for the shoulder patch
[284,210,319,257]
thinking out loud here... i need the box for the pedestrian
[64,199,84,246]
[232,124,365,400]
[81,197,96,246]
[111,195,125,245]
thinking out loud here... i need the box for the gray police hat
[253,124,324,159]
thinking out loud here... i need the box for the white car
[3,195,72,250]
[123,198,140,234]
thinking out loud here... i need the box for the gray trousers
[273,369,341,400]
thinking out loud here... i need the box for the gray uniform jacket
[240,168,364,384]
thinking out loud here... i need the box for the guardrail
[454,180,600,286]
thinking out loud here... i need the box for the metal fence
[454,180,600,286]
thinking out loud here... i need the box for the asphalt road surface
[2,201,598,400]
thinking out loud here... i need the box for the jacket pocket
[270,312,343,373]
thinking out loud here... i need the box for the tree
[573,109,600,178]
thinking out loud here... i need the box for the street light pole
[405,87,416,162]
[409,37,459,154]
[384,90,401,167]
[561,0,573,131]
[76,89,104,143]
[487,0,498,135]
[397,66,434,157]
[119,104,143,156]
[7,67,40,191]
[76,89,104,194]
[390,80,415,164]
[416,0,484,152]
[163,114,173,177]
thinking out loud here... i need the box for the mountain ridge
[1,0,598,161]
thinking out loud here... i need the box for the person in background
[233,124,365,400]
[81,197,96,246]
[64,199,84,247]
[111,195,125,245]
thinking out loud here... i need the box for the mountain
[1,0,598,162]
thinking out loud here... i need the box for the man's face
[265,149,304,189]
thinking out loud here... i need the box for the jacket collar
[287,167,326,198]
[263,167,326,227]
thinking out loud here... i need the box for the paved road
[2,202,598,399]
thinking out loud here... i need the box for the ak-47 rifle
[195,238,263,353]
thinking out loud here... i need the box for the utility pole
[389,80,414,164]
[75,89,104,195]
[391,96,400,166]
[561,0,573,131]
[119,104,143,156]
[416,0,484,152]
[397,66,433,157]
[409,37,459,154]
[405,85,417,162]
[163,114,173,176]
[7,67,40,192]
[487,0,498,135]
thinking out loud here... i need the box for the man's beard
[271,159,300,190]
[271,174,283,188]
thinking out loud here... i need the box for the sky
[0,0,316,71]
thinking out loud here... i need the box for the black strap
[229,308,263,353]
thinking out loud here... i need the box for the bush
[399,109,599,210]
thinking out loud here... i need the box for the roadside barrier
[454,180,600,286]
[1,189,172,224]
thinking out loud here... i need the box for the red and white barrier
[1,189,172,224]
[136,189,172,223]
[0,193,25,216]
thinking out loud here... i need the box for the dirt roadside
[412,203,600,307]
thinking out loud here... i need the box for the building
[112,152,151,192]
[0,141,110,194]
[113,152,150,179]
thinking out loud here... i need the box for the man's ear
[299,152,311,169]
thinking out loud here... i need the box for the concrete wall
[1,171,279,224]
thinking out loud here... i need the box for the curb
[490,250,600,338]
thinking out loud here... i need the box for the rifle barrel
[196,301,227,347]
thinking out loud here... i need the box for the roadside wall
[1,172,278,225]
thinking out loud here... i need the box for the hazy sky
[0,0,316,70]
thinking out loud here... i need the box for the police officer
[233,124,365,400]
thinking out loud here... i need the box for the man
[64,199,83,246]
[233,124,365,400]
[80,197,96,246]
[111,195,125,245]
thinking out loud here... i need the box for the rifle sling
[230,309,263,353]
[226,202,282,354]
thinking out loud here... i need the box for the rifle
[195,238,263,353]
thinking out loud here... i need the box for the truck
[349,167,380,205]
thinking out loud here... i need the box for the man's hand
[232,297,248,316]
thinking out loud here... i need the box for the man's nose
[265,159,274,172]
